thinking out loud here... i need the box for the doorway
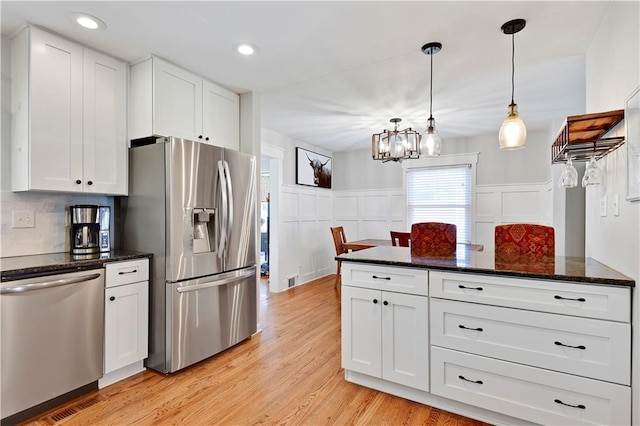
[260,144,283,292]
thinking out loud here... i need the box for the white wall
[584,4,640,424]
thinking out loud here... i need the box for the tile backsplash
[0,190,113,258]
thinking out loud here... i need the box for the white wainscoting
[475,181,553,252]
[277,184,333,291]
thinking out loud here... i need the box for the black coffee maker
[70,205,111,255]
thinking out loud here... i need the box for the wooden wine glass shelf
[551,109,625,164]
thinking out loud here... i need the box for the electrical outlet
[12,210,35,228]
[599,195,607,217]
[613,194,620,216]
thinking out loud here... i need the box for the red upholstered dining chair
[390,231,411,247]
[330,226,349,289]
[410,222,457,256]
[494,224,555,259]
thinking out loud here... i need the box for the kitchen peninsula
[338,246,634,426]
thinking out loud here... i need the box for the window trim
[402,153,478,243]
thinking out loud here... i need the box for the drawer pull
[373,299,378,304]
[554,295,586,302]
[554,341,586,350]
[118,269,138,275]
[554,399,586,410]
[458,284,483,291]
[458,375,483,385]
[458,325,483,332]
[372,275,391,280]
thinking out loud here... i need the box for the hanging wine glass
[558,157,578,188]
[582,156,603,187]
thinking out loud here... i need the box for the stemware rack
[551,109,625,164]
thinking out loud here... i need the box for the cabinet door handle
[458,325,483,332]
[554,295,586,302]
[458,375,483,385]
[383,300,389,306]
[554,341,586,350]
[554,399,586,409]
[372,299,378,304]
[87,180,93,186]
[458,284,483,291]
[118,270,138,275]
[198,135,203,139]
[205,137,210,141]
[109,296,115,301]
[76,179,82,184]
[372,275,391,280]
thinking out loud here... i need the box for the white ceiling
[1,1,611,153]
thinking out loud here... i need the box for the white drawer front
[430,271,630,322]
[342,263,428,296]
[431,347,631,426]
[105,259,149,287]
[430,299,630,385]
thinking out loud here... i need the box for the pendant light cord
[510,32,515,104]
[429,50,434,119]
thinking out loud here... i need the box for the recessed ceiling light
[70,12,106,30]
[237,43,256,55]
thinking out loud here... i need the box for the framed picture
[296,147,332,189]
[626,86,640,201]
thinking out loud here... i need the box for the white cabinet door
[153,58,202,141]
[29,27,83,192]
[381,291,429,391]
[104,281,149,374]
[83,49,127,195]
[202,80,239,149]
[341,286,381,377]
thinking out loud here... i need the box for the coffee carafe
[70,205,110,255]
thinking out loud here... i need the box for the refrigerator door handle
[217,160,228,257]
[223,160,234,249]
[175,268,256,293]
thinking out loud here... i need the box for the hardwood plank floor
[22,275,489,426]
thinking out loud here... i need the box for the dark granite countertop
[0,250,153,282]
[337,246,635,287]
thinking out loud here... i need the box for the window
[407,165,472,243]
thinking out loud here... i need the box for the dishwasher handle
[0,273,102,294]
[176,268,255,293]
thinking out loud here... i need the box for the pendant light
[420,42,442,157]
[499,19,527,150]
[371,118,420,162]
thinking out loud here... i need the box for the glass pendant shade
[499,103,527,150]
[581,157,603,187]
[558,157,578,188]
[420,117,441,156]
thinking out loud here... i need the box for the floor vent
[40,395,103,424]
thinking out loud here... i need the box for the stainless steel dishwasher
[1,269,105,420]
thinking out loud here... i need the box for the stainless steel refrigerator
[122,137,257,373]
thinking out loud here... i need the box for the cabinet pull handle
[205,137,210,141]
[87,180,93,186]
[458,285,483,291]
[383,300,389,306]
[554,295,586,302]
[372,275,391,280]
[118,270,138,275]
[76,179,82,184]
[198,135,203,139]
[554,341,586,350]
[554,399,586,409]
[458,375,483,385]
[372,299,378,304]
[459,325,483,332]
[109,296,116,301]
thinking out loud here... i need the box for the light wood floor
[23,275,489,425]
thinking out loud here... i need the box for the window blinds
[407,165,471,244]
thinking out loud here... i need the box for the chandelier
[371,118,420,162]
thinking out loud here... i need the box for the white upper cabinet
[130,56,239,150]
[11,26,127,195]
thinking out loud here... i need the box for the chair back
[390,231,411,247]
[410,222,457,256]
[494,224,555,258]
[330,226,348,255]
